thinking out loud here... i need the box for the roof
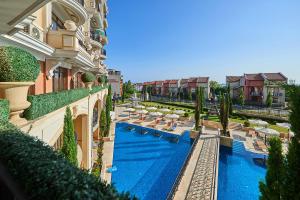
[197,77,209,83]
[263,73,287,81]
[226,76,242,83]
[245,73,287,81]
[169,79,179,84]
[245,73,265,81]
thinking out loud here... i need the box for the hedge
[0,122,133,200]
[149,101,208,112]
[0,46,40,82]
[90,85,108,94]
[24,88,89,120]
[0,99,9,121]
[232,112,289,123]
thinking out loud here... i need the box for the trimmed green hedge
[232,112,289,123]
[24,88,89,120]
[149,101,209,112]
[0,122,132,200]
[90,85,108,94]
[0,46,40,82]
[0,99,9,121]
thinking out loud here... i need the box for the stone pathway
[185,136,219,200]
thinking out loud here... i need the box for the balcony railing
[250,92,263,97]
[47,29,79,51]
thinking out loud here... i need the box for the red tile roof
[169,80,179,84]
[263,73,287,81]
[226,76,242,83]
[245,73,264,81]
[197,77,209,83]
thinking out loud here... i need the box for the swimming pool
[111,122,192,200]
[217,141,267,200]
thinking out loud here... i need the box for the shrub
[0,122,132,200]
[244,121,250,127]
[90,85,107,94]
[184,113,189,117]
[24,88,89,120]
[100,109,107,137]
[61,107,77,166]
[81,72,96,83]
[0,46,40,81]
[0,99,9,121]
[98,76,105,84]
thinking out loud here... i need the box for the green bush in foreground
[0,99,9,121]
[0,122,133,200]
[61,107,77,166]
[0,46,40,82]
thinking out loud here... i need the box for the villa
[108,69,123,98]
[227,73,288,106]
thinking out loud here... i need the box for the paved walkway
[185,131,219,200]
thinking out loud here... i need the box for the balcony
[76,0,85,6]
[47,29,79,51]
[250,92,263,97]
[273,93,283,97]
[90,29,107,45]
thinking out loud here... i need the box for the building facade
[227,73,287,106]
[0,0,110,170]
[108,69,123,98]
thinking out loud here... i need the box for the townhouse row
[136,72,288,106]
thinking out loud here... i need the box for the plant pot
[84,82,94,90]
[0,82,34,125]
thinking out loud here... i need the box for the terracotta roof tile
[263,73,287,81]
[245,73,264,81]
[226,76,242,82]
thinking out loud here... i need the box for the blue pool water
[218,141,267,200]
[112,123,192,200]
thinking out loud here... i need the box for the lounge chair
[133,119,143,124]
[147,122,157,128]
[168,123,177,132]
[162,124,171,131]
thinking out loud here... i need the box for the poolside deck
[174,129,220,200]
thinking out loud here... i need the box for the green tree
[188,90,192,101]
[227,86,233,115]
[283,85,300,200]
[105,85,113,136]
[195,87,204,131]
[259,137,285,200]
[219,93,230,136]
[61,106,78,166]
[99,109,107,137]
[266,91,273,107]
[238,88,245,106]
[121,84,125,103]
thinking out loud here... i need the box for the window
[73,72,83,89]
[51,13,64,30]
[52,67,67,92]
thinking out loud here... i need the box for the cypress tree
[99,109,107,137]
[266,91,273,108]
[219,93,229,136]
[259,137,285,200]
[61,106,78,166]
[105,85,113,136]
[227,86,233,115]
[194,87,200,131]
[238,88,245,106]
[283,85,300,200]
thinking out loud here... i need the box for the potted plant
[81,72,96,90]
[98,75,105,87]
[0,46,40,125]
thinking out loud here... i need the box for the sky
[105,0,300,84]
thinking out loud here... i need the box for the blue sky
[106,0,300,84]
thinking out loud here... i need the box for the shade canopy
[158,108,171,112]
[165,114,180,119]
[149,112,163,117]
[134,105,145,109]
[173,110,185,115]
[249,119,269,126]
[254,127,280,136]
[136,110,148,114]
[276,123,291,129]
[124,108,135,112]
[146,107,157,111]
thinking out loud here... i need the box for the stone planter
[84,82,93,90]
[0,82,34,125]
[190,130,199,139]
[220,135,233,148]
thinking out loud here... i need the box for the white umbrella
[165,114,180,125]
[158,108,171,113]
[135,105,145,109]
[136,109,148,119]
[255,127,280,144]
[276,123,291,129]
[149,112,163,117]
[124,108,135,118]
[249,119,269,127]
[146,107,157,111]
[173,110,185,115]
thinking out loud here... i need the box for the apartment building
[226,73,288,106]
[108,69,123,98]
[0,0,110,170]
